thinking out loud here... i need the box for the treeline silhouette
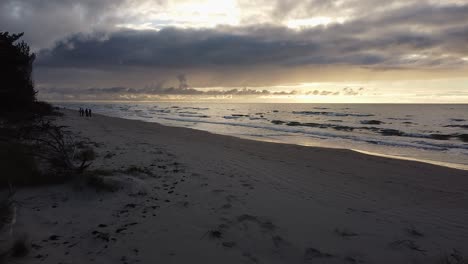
[0,32,96,189]
[0,32,37,112]
[0,33,98,261]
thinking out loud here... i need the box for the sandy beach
[8,109,468,263]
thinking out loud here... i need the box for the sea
[56,102,468,170]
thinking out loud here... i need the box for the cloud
[38,74,365,100]
[36,16,467,70]
[0,0,134,50]
[3,0,468,96]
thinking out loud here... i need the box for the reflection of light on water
[352,149,468,171]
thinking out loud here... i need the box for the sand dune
[9,109,468,263]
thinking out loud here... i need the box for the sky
[2,0,468,103]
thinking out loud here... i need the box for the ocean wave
[388,117,412,121]
[180,107,209,110]
[444,124,468,129]
[177,111,198,114]
[223,116,241,119]
[179,113,209,118]
[360,120,384,125]
[292,111,374,117]
[158,116,468,151]
[149,109,171,113]
[270,120,468,143]
[135,114,153,119]
[223,114,249,119]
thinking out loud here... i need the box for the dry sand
[6,109,468,263]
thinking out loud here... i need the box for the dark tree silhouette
[0,32,37,112]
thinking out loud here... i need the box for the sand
[5,109,468,263]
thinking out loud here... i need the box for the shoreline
[8,108,468,263]
[63,106,468,171]
[351,149,468,171]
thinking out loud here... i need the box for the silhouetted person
[79,108,83,117]
[89,108,92,117]
[85,108,89,117]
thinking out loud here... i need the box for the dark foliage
[0,142,41,186]
[0,119,96,188]
[0,32,37,113]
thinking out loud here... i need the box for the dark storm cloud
[36,28,322,68]
[5,0,467,68]
[3,0,468,96]
[36,12,467,71]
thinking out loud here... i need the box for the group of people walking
[79,107,92,117]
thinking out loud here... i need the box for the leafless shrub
[0,117,96,188]
[22,119,95,177]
